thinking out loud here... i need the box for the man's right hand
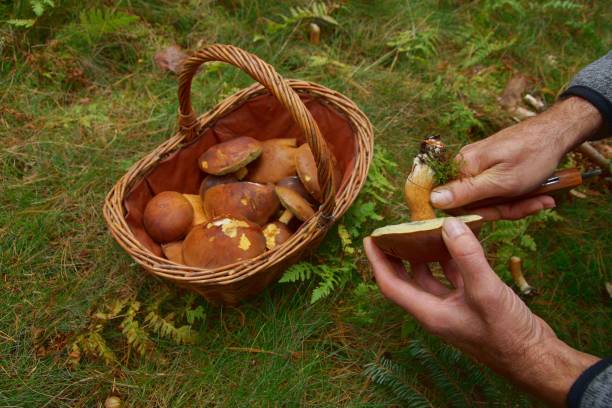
[430,97,603,220]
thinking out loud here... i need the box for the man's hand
[430,97,603,220]
[364,217,599,406]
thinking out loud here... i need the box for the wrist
[543,97,604,154]
[504,336,599,406]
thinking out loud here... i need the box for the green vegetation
[1,0,610,406]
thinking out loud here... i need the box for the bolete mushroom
[371,136,483,264]
[182,194,208,227]
[143,191,194,243]
[162,241,184,264]
[262,221,293,250]
[182,217,266,269]
[247,138,298,184]
[203,182,280,226]
[275,185,315,224]
[199,174,238,201]
[276,176,315,204]
[198,136,262,175]
[295,143,322,202]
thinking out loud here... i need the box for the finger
[430,169,503,209]
[441,259,463,289]
[440,218,501,292]
[411,263,451,296]
[364,238,445,319]
[470,195,555,221]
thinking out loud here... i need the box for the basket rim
[103,79,374,284]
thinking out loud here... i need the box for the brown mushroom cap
[371,215,483,264]
[199,174,238,201]
[295,144,322,202]
[275,186,315,222]
[199,136,262,175]
[247,138,297,184]
[203,182,280,226]
[143,191,194,243]
[182,217,266,269]
[182,194,208,227]
[162,241,184,264]
[276,176,314,204]
[262,221,293,250]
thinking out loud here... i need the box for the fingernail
[431,189,453,207]
[544,201,556,209]
[443,217,466,238]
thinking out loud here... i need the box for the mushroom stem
[510,256,534,296]
[279,209,293,224]
[309,23,321,45]
[404,136,446,221]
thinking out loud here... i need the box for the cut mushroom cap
[143,191,194,243]
[275,185,315,223]
[182,194,208,227]
[247,138,298,184]
[371,215,484,263]
[199,174,238,201]
[295,143,322,202]
[182,217,266,269]
[162,241,184,264]
[276,176,315,204]
[262,221,292,250]
[203,182,280,226]
[199,136,262,175]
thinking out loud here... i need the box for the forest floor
[1,1,610,406]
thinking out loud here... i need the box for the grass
[1,0,610,406]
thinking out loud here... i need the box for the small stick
[523,94,545,111]
[576,142,611,175]
[510,256,534,296]
[309,23,321,45]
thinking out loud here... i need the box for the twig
[576,142,611,175]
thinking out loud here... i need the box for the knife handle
[462,168,583,211]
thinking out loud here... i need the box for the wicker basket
[103,44,373,304]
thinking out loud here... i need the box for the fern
[3,0,54,29]
[460,31,515,68]
[364,355,433,407]
[483,210,563,278]
[266,2,339,35]
[387,26,439,64]
[30,0,54,17]
[407,341,472,407]
[278,146,396,302]
[57,7,139,48]
[542,1,583,11]
[120,301,153,356]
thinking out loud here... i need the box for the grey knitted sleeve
[561,51,612,137]
[567,358,612,408]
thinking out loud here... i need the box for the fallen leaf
[499,75,529,109]
[154,45,188,74]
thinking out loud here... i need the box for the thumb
[431,171,500,209]
[441,217,501,293]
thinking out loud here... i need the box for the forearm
[498,337,599,406]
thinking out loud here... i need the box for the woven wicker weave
[103,44,373,304]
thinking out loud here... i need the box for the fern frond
[364,356,433,407]
[407,340,472,407]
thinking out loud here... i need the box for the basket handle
[177,44,336,222]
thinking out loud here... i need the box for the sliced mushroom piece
[162,241,184,264]
[371,136,483,263]
[203,182,280,226]
[262,221,293,250]
[182,217,266,269]
[182,194,208,227]
[275,185,315,224]
[247,138,298,184]
[144,191,194,243]
[295,143,322,202]
[276,176,315,204]
[199,174,238,201]
[198,136,262,175]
